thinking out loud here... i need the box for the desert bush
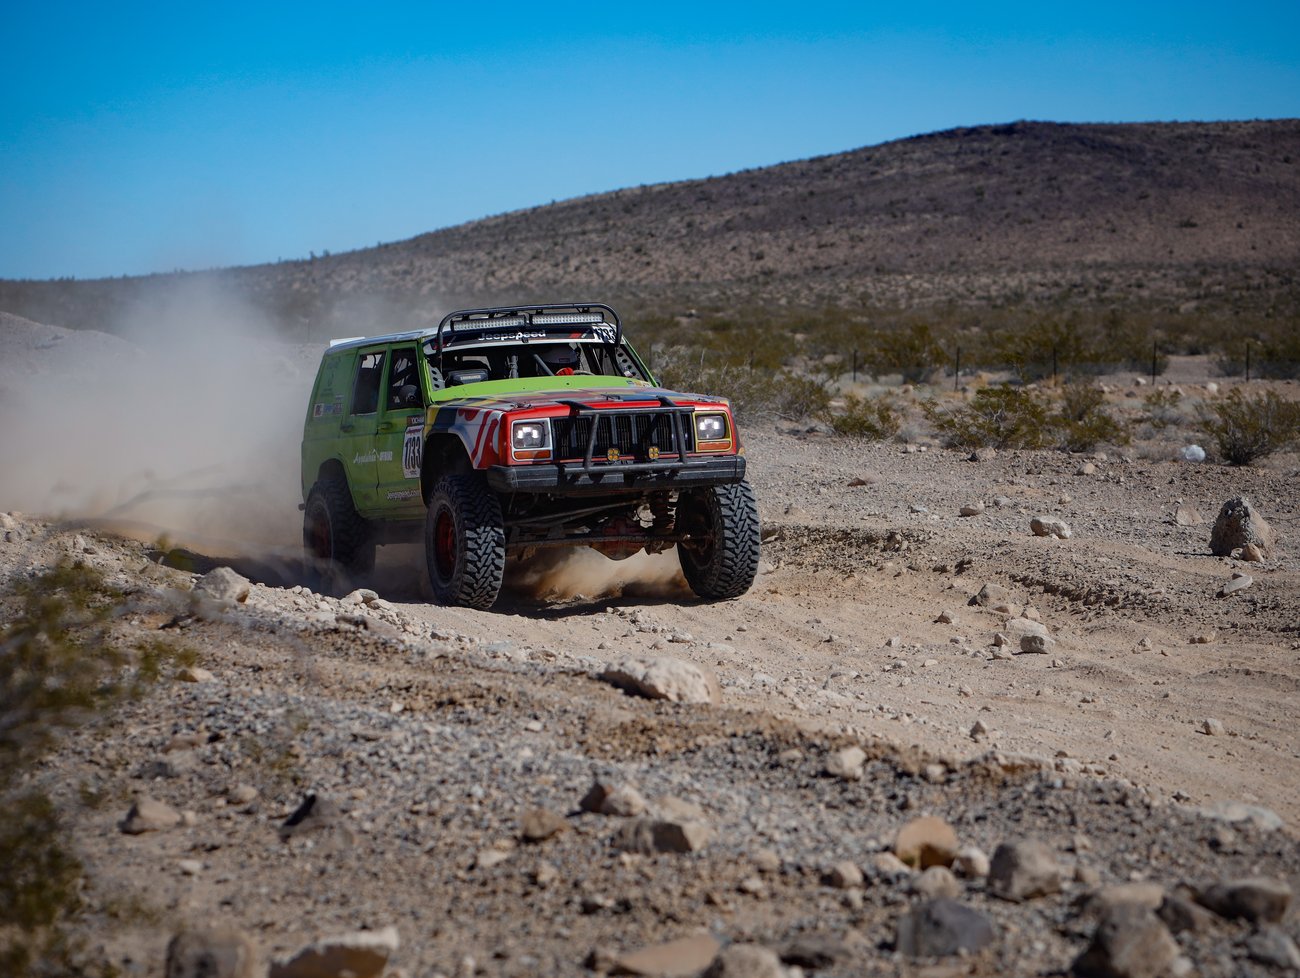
[1055,383,1130,452]
[923,385,1055,449]
[0,558,188,975]
[825,394,901,440]
[654,351,831,422]
[1198,388,1300,465]
[1141,388,1185,429]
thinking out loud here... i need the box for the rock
[612,817,712,854]
[1197,800,1285,833]
[953,846,990,878]
[614,933,722,977]
[1019,633,1055,654]
[752,848,781,874]
[703,944,785,978]
[1030,516,1073,539]
[1210,497,1275,557]
[824,745,867,781]
[1181,444,1206,462]
[654,795,705,822]
[969,719,990,740]
[971,583,1011,608]
[268,926,399,978]
[960,501,985,517]
[176,666,215,683]
[1082,883,1167,920]
[1201,718,1226,736]
[894,816,959,869]
[580,780,648,817]
[988,840,1062,902]
[165,927,259,978]
[1077,462,1097,475]
[1073,907,1181,978]
[896,898,996,958]
[121,796,181,834]
[825,860,864,890]
[1173,505,1203,527]
[935,610,956,624]
[913,866,962,900]
[1197,877,1292,924]
[178,859,203,875]
[1245,927,1300,970]
[1157,894,1218,934]
[1218,575,1252,597]
[228,784,259,806]
[1241,542,1265,562]
[600,656,720,705]
[780,934,849,969]
[192,567,251,605]
[341,588,379,605]
[278,793,343,842]
[137,754,195,779]
[520,807,568,843]
[873,852,913,878]
[969,447,997,462]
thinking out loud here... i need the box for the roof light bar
[451,316,529,331]
[531,312,606,325]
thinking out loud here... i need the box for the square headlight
[512,419,550,451]
[694,412,729,443]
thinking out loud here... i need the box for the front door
[375,346,426,518]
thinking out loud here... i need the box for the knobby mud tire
[677,480,761,600]
[424,473,506,610]
[303,479,375,591]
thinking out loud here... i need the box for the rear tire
[424,473,505,609]
[677,480,760,599]
[303,478,374,586]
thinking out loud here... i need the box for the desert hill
[2,120,1298,340]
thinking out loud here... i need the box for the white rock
[600,656,721,705]
[269,926,399,978]
[1030,516,1073,539]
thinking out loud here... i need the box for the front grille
[551,411,689,461]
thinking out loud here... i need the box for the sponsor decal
[378,450,393,462]
[313,403,324,418]
[385,488,420,501]
[591,323,617,343]
[402,424,423,479]
[353,451,378,464]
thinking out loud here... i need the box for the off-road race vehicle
[301,303,759,608]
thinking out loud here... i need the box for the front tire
[303,478,375,586]
[424,473,506,609]
[677,480,760,599]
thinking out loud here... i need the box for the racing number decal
[402,424,423,479]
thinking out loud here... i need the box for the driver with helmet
[535,343,582,376]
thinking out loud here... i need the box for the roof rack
[433,302,622,354]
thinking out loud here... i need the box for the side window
[350,351,385,415]
[386,347,421,410]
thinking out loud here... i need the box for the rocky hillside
[3,120,1298,339]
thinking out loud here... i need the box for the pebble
[120,796,181,834]
[600,655,720,705]
[953,846,990,878]
[1030,516,1073,539]
[894,815,959,869]
[912,865,962,900]
[988,839,1062,902]
[896,898,996,958]
[269,925,399,978]
[702,944,784,978]
[165,927,258,978]
[1201,718,1226,736]
[613,934,721,976]
[1197,876,1292,924]
[611,817,712,854]
[1073,907,1182,978]
[519,807,568,843]
[824,745,867,781]
[825,860,864,890]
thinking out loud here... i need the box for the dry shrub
[1055,383,1129,453]
[825,394,901,440]
[1198,388,1300,465]
[924,385,1055,449]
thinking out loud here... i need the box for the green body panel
[427,374,647,404]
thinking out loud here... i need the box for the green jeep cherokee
[301,302,760,609]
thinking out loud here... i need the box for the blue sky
[3,2,1298,281]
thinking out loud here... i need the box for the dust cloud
[0,280,332,556]
[508,547,692,603]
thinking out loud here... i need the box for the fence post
[954,346,961,392]
[852,349,858,383]
[1151,340,1158,385]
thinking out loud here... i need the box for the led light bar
[451,316,528,331]
[530,313,606,325]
